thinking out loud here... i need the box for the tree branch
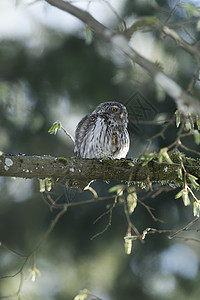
[44,0,200,115]
[0,153,199,187]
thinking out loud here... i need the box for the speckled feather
[74,102,130,159]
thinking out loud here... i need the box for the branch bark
[0,154,199,187]
[44,0,200,115]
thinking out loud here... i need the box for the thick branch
[0,154,199,187]
[44,0,200,115]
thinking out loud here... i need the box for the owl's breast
[101,118,129,159]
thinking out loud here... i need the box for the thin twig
[91,197,117,240]
[93,196,117,224]
[172,236,200,243]
[168,216,200,239]
[84,180,98,199]
[187,185,200,202]
[0,205,68,299]
[61,125,75,143]
[179,141,200,156]
[137,198,164,223]
[43,192,118,209]
[164,0,179,24]
[140,118,174,157]
[123,197,140,237]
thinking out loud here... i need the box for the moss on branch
[0,152,199,188]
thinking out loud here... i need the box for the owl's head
[92,102,128,124]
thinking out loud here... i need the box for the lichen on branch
[0,152,199,189]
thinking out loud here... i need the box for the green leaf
[175,189,184,199]
[193,201,200,217]
[141,153,156,166]
[124,233,139,255]
[175,110,181,128]
[182,188,191,206]
[127,187,137,214]
[46,178,53,192]
[124,237,132,255]
[124,232,133,255]
[194,130,200,145]
[159,148,173,164]
[48,121,62,135]
[109,184,124,196]
[85,25,93,45]
[39,179,46,193]
[29,267,40,282]
[182,3,200,18]
[184,119,192,131]
[74,289,90,300]
[189,117,194,130]
[187,174,199,188]
[118,196,124,204]
[175,187,190,206]
[177,166,183,180]
[158,152,163,163]
[197,115,200,130]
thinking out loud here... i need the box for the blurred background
[0,0,200,299]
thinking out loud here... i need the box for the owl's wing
[75,114,104,158]
[78,115,101,158]
[74,114,91,157]
[81,115,112,158]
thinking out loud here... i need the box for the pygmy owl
[74,102,130,159]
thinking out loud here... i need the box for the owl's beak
[120,112,123,119]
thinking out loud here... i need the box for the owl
[74,102,130,159]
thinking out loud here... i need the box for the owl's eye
[111,107,118,112]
